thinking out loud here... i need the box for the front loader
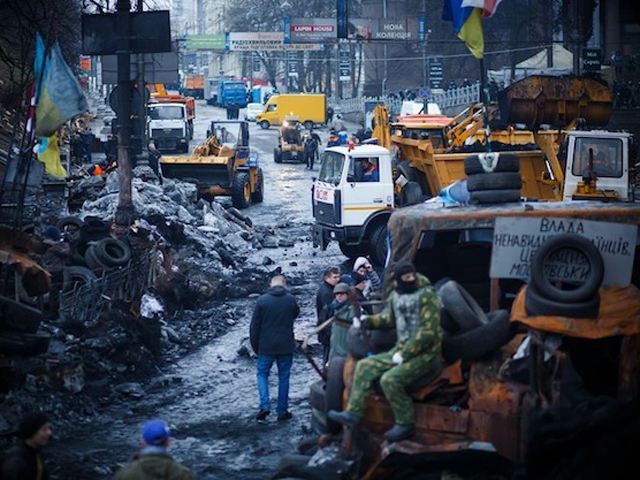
[160,120,264,209]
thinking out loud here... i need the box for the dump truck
[160,120,263,209]
[312,76,635,265]
[147,93,196,153]
[274,116,305,163]
[303,202,640,479]
[256,93,326,129]
[182,75,205,99]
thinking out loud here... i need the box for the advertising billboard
[227,32,322,51]
[287,17,424,43]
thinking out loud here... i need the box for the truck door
[341,155,393,227]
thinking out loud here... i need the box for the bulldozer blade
[160,161,232,189]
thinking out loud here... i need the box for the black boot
[384,424,414,442]
[327,410,362,427]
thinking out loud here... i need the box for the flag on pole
[37,132,66,178]
[461,0,503,17]
[442,0,485,60]
[35,40,88,138]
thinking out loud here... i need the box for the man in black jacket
[250,275,300,422]
[315,266,341,366]
[1,412,52,480]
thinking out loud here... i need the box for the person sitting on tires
[328,260,442,443]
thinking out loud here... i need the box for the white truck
[147,102,190,153]
[312,131,636,266]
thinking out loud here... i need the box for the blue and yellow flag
[442,0,484,60]
[35,38,88,138]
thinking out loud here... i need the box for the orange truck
[182,75,205,99]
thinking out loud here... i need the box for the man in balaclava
[328,260,442,442]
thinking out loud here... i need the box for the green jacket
[115,452,193,480]
[366,273,442,361]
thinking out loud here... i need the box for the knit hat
[142,420,170,446]
[351,271,366,285]
[353,257,370,272]
[333,283,350,294]
[394,260,416,278]
[18,412,50,439]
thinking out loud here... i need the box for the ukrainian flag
[442,0,484,60]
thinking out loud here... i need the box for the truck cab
[312,145,394,265]
[562,130,632,201]
[147,102,190,153]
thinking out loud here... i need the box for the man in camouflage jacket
[328,260,442,442]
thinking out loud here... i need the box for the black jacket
[315,281,335,320]
[1,442,48,480]
[250,286,300,355]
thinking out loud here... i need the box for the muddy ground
[45,103,348,479]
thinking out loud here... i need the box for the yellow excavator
[160,120,264,209]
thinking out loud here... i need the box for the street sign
[339,47,351,81]
[419,87,431,99]
[418,16,426,42]
[81,11,171,55]
[583,48,602,72]
[185,34,225,50]
[287,51,298,78]
[337,0,348,39]
[428,56,444,90]
[489,217,637,286]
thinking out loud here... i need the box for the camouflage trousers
[346,350,435,425]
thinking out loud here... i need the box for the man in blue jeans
[250,275,300,422]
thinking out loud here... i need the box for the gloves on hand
[352,315,368,329]
[352,317,361,329]
[392,352,404,365]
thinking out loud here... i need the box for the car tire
[525,284,600,318]
[251,168,264,203]
[95,238,131,267]
[304,121,314,130]
[231,172,251,209]
[438,280,488,332]
[57,216,83,235]
[62,266,98,293]
[0,295,43,333]
[470,189,521,204]
[467,172,522,191]
[347,325,370,360]
[368,223,388,266]
[464,153,520,175]
[260,120,270,129]
[84,244,108,271]
[400,181,423,206]
[529,234,604,303]
[440,308,459,335]
[338,242,368,259]
[442,310,513,363]
[326,356,347,434]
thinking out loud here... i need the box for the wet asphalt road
[53,102,347,479]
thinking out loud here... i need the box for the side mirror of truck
[347,175,355,183]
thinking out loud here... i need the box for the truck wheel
[338,242,367,259]
[467,172,522,191]
[260,120,270,129]
[368,223,388,266]
[464,153,520,175]
[304,121,314,130]
[400,181,423,206]
[470,189,521,204]
[274,148,282,163]
[231,172,251,209]
[251,168,264,203]
[181,143,189,153]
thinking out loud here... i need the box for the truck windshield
[572,137,623,178]
[319,151,345,185]
[149,106,184,120]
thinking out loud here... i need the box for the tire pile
[438,280,514,363]
[57,215,132,294]
[525,234,603,318]
[464,153,522,204]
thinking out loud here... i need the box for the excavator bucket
[161,156,234,191]
[498,75,613,129]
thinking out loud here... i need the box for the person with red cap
[1,412,52,480]
[115,419,193,480]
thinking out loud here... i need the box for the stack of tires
[525,234,603,318]
[438,280,514,363]
[464,153,522,204]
